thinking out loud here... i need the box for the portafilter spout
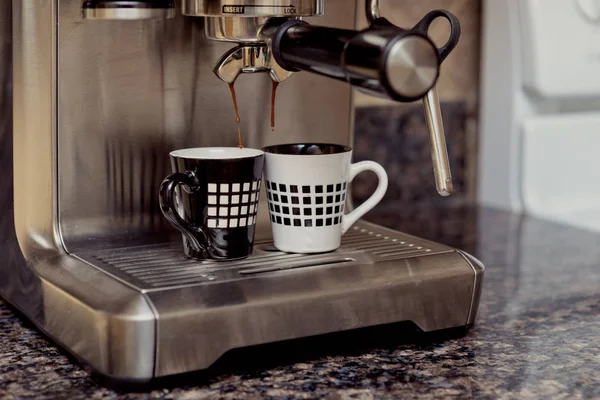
[213,43,293,84]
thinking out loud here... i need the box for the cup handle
[342,161,388,234]
[159,171,210,252]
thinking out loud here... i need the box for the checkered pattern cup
[262,143,388,253]
[159,147,264,261]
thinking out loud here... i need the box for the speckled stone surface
[353,103,470,206]
[1,205,599,399]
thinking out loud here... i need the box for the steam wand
[366,0,455,196]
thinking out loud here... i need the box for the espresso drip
[270,80,279,131]
[228,83,243,148]
[237,126,243,149]
[228,82,241,123]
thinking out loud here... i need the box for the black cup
[159,147,264,261]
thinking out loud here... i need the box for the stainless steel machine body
[0,0,483,382]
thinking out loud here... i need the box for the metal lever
[365,0,381,23]
[423,86,452,196]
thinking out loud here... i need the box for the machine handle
[159,171,210,252]
[270,21,440,102]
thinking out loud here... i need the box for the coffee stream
[228,83,243,149]
[229,79,280,148]
[270,80,279,132]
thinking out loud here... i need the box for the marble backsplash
[351,0,481,206]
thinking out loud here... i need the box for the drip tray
[77,222,451,292]
[71,220,481,377]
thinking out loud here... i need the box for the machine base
[92,322,472,392]
[1,221,484,382]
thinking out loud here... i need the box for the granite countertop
[0,204,599,399]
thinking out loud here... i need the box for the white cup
[262,143,388,253]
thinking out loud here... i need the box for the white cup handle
[341,161,388,234]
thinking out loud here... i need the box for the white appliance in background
[478,0,600,232]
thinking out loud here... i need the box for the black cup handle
[412,10,461,62]
[159,171,209,252]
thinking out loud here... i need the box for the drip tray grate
[78,222,450,291]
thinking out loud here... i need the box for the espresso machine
[0,0,483,382]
